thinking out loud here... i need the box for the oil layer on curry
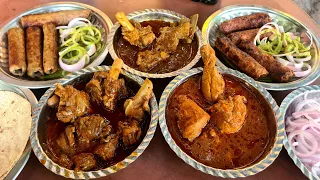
[166,45,276,169]
[113,12,199,74]
[45,59,153,171]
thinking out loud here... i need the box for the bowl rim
[0,1,113,89]
[280,85,320,180]
[201,4,320,91]
[107,8,204,78]
[158,67,284,178]
[30,65,159,179]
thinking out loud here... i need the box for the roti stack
[0,91,32,179]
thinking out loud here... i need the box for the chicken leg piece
[208,95,247,134]
[124,78,153,121]
[201,44,225,103]
[116,12,155,48]
[176,95,210,142]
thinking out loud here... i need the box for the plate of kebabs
[202,5,320,90]
[107,9,204,78]
[0,2,112,88]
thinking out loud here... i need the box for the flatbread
[0,91,32,180]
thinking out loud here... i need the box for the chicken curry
[166,45,276,169]
[44,59,153,171]
[114,12,198,74]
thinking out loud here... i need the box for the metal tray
[0,2,113,89]
[202,5,320,91]
[0,80,38,180]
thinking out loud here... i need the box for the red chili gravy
[113,20,198,74]
[44,75,151,170]
[166,74,276,169]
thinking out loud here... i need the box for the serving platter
[0,80,38,180]
[107,9,204,78]
[30,65,159,179]
[158,67,284,178]
[280,85,320,180]
[202,4,320,91]
[0,2,113,89]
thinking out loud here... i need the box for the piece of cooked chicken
[124,78,153,121]
[55,84,91,123]
[201,44,225,103]
[176,95,210,142]
[208,95,247,134]
[116,12,155,48]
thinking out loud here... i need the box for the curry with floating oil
[114,20,198,74]
[44,66,152,171]
[166,74,277,169]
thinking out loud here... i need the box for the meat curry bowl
[30,65,158,179]
[107,9,204,78]
[159,67,284,178]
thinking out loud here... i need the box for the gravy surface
[166,75,273,169]
[114,20,198,74]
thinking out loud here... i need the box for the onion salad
[57,18,102,72]
[286,93,320,177]
[254,22,313,78]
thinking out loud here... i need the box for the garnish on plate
[57,18,102,72]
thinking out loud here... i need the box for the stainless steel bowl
[202,5,320,91]
[0,80,38,180]
[0,2,113,89]
[280,85,320,180]
[159,67,284,178]
[30,66,158,179]
[107,9,204,78]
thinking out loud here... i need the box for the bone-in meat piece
[116,12,155,48]
[124,78,153,121]
[86,59,127,110]
[201,44,225,103]
[209,95,247,134]
[102,59,127,111]
[176,95,210,142]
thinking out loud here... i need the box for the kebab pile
[215,13,313,82]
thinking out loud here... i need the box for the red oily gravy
[44,75,151,170]
[166,74,276,169]
[113,20,198,74]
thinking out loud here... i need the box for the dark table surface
[0,0,319,179]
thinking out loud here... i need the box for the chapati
[0,91,32,179]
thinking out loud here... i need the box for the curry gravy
[166,75,275,169]
[114,20,198,74]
